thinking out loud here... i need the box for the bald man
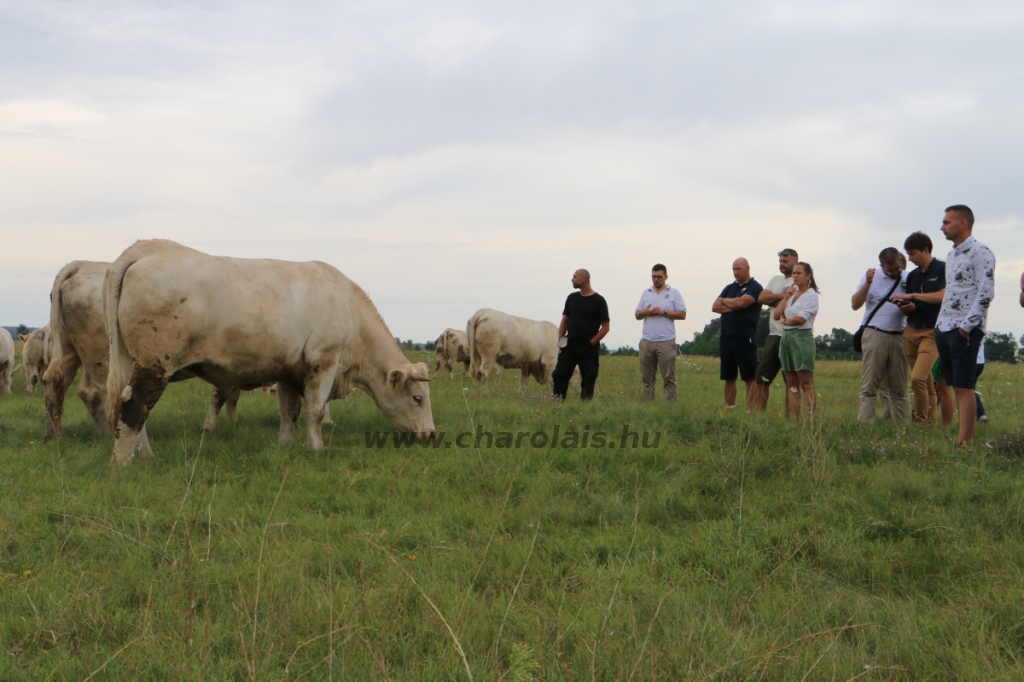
[553,269,610,400]
[712,258,764,409]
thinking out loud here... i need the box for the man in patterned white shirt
[935,204,996,444]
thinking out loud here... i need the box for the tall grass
[2,350,1024,680]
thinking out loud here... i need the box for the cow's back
[113,240,370,384]
[58,262,110,370]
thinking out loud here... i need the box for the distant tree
[424,340,437,351]
[599,342,610,356]
[985,332,1019,364]
[610,345,639,357]
[677,319,721,357]
[16,324,29,337]
[814,328,860,360]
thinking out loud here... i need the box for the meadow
[3,345,1024,681]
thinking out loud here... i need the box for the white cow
[0,329,16,394]
[435,328,470,379]
[466,308,560,395]
[20,327,48,393]
[42,261,242,445]
[104,239,434,464]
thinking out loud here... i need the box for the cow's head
[22,329,48,393]
[376,362,435,436]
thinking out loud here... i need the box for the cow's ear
[388,369,407,389]
[18,334,28,342]
[408,363,431,382]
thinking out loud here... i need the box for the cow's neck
[346,309,410,398]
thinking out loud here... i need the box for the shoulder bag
[852,277,902,353]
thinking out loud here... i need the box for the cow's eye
[413,395,422,405]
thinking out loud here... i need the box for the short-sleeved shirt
[718,278,764,339]
[636,285,686,343]
[765,274,794,337]
[904,258,945,329]
[855,268,908,332]
[562,291,610,343]
[783,289,819,331]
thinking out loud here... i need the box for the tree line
[674,310,1024,363]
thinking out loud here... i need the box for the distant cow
[435,328,470,379]
[467,308,559,395]
[20,326,48,393]
[104,239,435,464]
[0,328,16,394]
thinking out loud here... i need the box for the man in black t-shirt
[553,269,610,400]
[712,257,764,410]
[890,231,947,426]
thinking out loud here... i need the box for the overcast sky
[2,1,1023,347]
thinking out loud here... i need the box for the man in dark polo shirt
[712,258,764,409]
[553,269,610,400]
[891,231,946,426]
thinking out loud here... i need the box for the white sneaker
[978,414,989,423]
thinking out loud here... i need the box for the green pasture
[2,349,1024,680]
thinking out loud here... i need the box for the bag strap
[863,276,902,328]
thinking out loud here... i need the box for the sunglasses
[778,249,798,257]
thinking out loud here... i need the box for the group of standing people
[546,205,1011,445]
[856,204,996,443]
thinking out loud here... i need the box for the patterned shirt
[936,236,996,333]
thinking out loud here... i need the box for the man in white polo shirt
[635,263,687,401]
[852,247,909,422]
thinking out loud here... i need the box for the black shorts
[720,335,758,382]
[754,335,782,384]
[935,328,984,389]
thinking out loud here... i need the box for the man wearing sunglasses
[635,264,687,401]
[753,248,798,412]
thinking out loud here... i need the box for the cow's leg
[137,424,154,458]
[519,369,530,397]
[0,364,11,394]
[224,386,240,424]
[462,359,471,378]
[77,365,109,435]
[112,366,168,465]
[303,359,339,450]
[203,386,234,430]
[322,401,334,425]
[43,353,81,441]
[445,360,454,380]
[276,384,302,443]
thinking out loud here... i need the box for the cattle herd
[3,239,577,465]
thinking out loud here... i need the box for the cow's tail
[42,263,79,389]
[435,332,447,373]
[104,253,137,433]
[467,313,486,381]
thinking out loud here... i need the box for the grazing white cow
[20,327,49,393]
[43,261,250,444]
[466,308,560,395]
[0,329,16,394]
[43,261,146,446]
[435,328,470,379]
[104,239,435,464]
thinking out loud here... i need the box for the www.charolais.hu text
[365,425,662,449]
